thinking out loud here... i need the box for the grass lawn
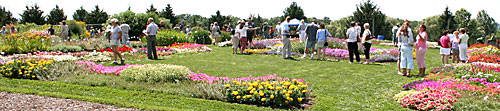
[0,45,444,110]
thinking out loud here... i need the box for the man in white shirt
[346,22,360,63]
[275,22,281,38]
[281,17,292,59]
[146,18,159,59]
[120,21,131,47]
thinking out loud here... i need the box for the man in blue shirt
[281,16,292,59]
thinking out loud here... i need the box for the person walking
[238,22,259,54]
[346,22,361,63]
[263,22,270,39]
[361,23,372,64]
[212,22,221,45]
[297,19,307,42]
[415,24,428,76]
[281,17,293,59]
[458,28,469,63]
[392,24,400,47]
[439,30,451,65]
[302,20,319,59]
[246,17,256,45]
[146,18,159,60]
[60,21,69,41]
[398,24,414,77]
[450,31,460,63]
[120,21,131,47]
[315,24,331,61]
[109,19,125,65]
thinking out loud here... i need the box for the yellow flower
[251,88,256,91]
[236,96,241,99]
[232,91,238,96]
[283,90,287,94]
[285,100,289,103]
[289,98,293,101]
[247,95,252,98]
[250,90,254,94]
[242,96,247,99]
[302,90,308,93]
[17,60,21,63]
[288,91,292,94]
[298,98,303,102]
[21,66,24,69]
[247,87,253,91]
[261,98,266,102]
[302,85,308,88]
[276,86,282,90]
[43,67,47,70]
[232,81,237,84]
[270,95,274,99]
[1,66,5,68]
[24,71,27,74]
[298,82,304,85]
[292,79,297,82]
[259,86,263,90]
[285,94,290,97]
[253,91,258,95]
[259,93,264,96]
[294,87,299,90]
[27,74,30,76]
[268,86,275,90]
[225,84,230,88]
[285,82,291,86]
[19,72,22,74]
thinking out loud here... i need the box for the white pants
[282,35,291,58]
[299,30,306,42]
[459,45,468,61]
[400,45,414,69]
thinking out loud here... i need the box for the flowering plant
[0,58,52,79]
[99,45,133,53]
[75,61,138,75]
[120,64,191,83]
[399,89,458,110]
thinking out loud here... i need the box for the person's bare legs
[402,68,407,76]
[112,45,123,61]
[444,55,449,64]
[317,48,321,60]
[321,48,326,60]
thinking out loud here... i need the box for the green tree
[0,5,16,26]
[85,5,108,24]
[326,16,352,38]
[73,6,87,21]
[438,6,456,31]
[209,10,225,28]
[20,4,45,25]
[352,0,389,39]
[421,15,441,42]
[282,2,306,21]
[476,10,497,36]
[455,8,471,29]
[159,4,176,26]
[46,5,67,25]
[146,4,158,14]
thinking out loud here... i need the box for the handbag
[324,30,329,47]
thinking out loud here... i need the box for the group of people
[439,28,470,65]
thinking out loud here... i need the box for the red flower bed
[467,54,500,64]
[99,45,133,52]
[400,89,459,110]
[468,43,488,49]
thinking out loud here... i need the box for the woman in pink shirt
[415,24,427,76]
[439,30,451,65]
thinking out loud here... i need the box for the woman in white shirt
[361,23,372,64]
[238,22,259,54]
[397,24,414,77]
[110,18,124,65]
[458,28,469,63]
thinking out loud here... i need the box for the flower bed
[120,64,190,83]
[134,43,212,57]
[0,58,53,79]
[75,61,138,75]
[99,45,133,53]
[0,32,52,54]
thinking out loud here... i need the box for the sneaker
[349,62,353,64]
[112,61,118,65]
[120,59,125,65]
[310,54,315,59]
[301,54,307,59]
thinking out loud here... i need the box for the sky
[1,0,499,22]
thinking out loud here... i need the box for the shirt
[275,24,281,34]
[61,25,69,34]
[450,34,459,49]
[110,26,122,40]
[440,35,451,48]
[316,29,331,41]
[355,26,361,36]
[416,32,427,49]
[346,27,358,42]
[305,24,319,41]
[297,23,306,31]
[246,22,255,37]
[459,34,469,45]
[281,22,290,35]
[362,29,372,43]
[146,22,159,36]
[239,27,248,37]
[398,31,414,47]
[120,24,130,34]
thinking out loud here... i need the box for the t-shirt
[120,24,130,34]
[392,26,399,36]
[146,22,159,35]
[440,35,451,48]
[297,23,306,31]
[316,29,331,41]
[212,26,220,35]
[362,29,372,43]
[246,22,255,37]
[281,22,290,35]
[239,27,248,37]
[459,34,469,45]
[110,26,122,40]
[305,24,319,41]
[398,31,414,46]
[416,32,427,49]
[48,28,55,35]
[61,25,69,34]
[355,26,361,36]
[346,27,358,42]
[275,24,281,34]
[450,34,459,49]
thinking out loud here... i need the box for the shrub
[48,44,83,52]
[0,59,53,79]
[120,64,191,83]
[67,20,86,39]
[0,32,52,54]
[220,31,231,42]
[291,41,305,53]
[188,27,211,44]
[156,30,189,46]
[36,62,91,81]
[111,11,162,37]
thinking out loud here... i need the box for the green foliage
[326,17,351,38]
[291,41,305,54]
[156,30,189,46]
[282,2,306,21]
[0,59,52,80]
[48,44,83,52]
[0,33,51,54]
[476,10,498,36]
[20,4,45,25]
[67,20,85,38]
[120,64,191,83]
[188,83,225,101]
[421,15,442,42]
[84,5,108,24]
[146,4,158,14]
[220,31,231,42]
[36,62,90,81]
[46,5,67,25]
[455,8,472,30]
[0,5,16,26]
[111,11,161,37]
[188,27,211,44]
[159,4,176,25]
[439,6,456,31]
[352,0,390,40]
[72,6,87,22]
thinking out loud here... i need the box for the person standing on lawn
[361,23,372,64]
[397,21,413,75]
[60,21,69,41]
[232,20,242,54]
[246,17,256,46]
[397,24,414,77]
[440,30,451,65]
[275,22,281,38]
[120,21,130,47]
[262,22,270,39]
[415,24,428,76]
[392,24,400,47]
[109,19,125,65]
[355,22,362,41]
[302,20,319,59]
[212,22,221,45]
[238,22,259,54]
[146,18,159,60]
[458,28,469,63]
[297,19,307,42]
[450,31,460,63]
[346,21,361,63]
[281,17,293,59]
[315,24,331,61]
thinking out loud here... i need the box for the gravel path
[0,92,137,111]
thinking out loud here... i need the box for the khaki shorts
[316,41,326,48]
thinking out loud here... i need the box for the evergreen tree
[438,6,456,31]
[476,10,497,36]
[282,2,306,21]
[146,4,158,14]
[73,6,87,21]
[0,5,16,26]
[20,4,45,25]
[455,8,471,29]
[159,4,176,26]
[209,10,225,28]
[85,5,108,24]
[46,5,67,25]
[352,0,389,39]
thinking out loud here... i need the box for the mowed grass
[0,45,444,110]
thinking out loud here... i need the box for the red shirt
[440,35,451,48]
